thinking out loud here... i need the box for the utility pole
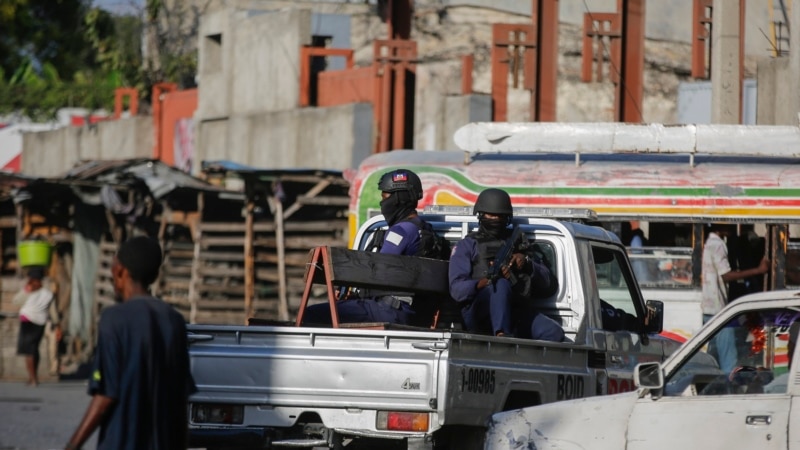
[710,0,741,124]
[791,0,800,122]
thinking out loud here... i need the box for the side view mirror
[643,300,663,334]
[635,361,664,390]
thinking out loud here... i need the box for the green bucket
[18,240,53,268]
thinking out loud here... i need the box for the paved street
[0,380,97,450]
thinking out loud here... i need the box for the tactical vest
[468,230,507,280]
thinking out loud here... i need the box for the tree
[0,0,94,80]
[141,0,205,90]
[0,0,203,119]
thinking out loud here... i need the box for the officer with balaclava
[448,188,564,341]
[303,168,430,325]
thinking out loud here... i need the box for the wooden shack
[197,162,350,324]
[0,160,351,379]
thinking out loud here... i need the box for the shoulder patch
[93,369,102,382]
[385,230,404,246]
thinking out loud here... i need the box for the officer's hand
[501,264,513,279]
[511,253,526,269]
[476,277,490,290]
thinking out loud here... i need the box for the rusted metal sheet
[299,46,355,107]
[461,54,474,95]
[373,39,417,153]
[491,24,537,121]
[384,0,413,40]
[580,1,643,122]
[113,87,138,119]
[151,82,178,160]
[317,66,374,107]
[617,0,644,123]
[582,12,620,83]
[533,0,559,122]
[692,0,713,79]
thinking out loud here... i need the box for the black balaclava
[380,191,417,226]
[477,214,511,239]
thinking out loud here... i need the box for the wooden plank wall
[183,173,350,325]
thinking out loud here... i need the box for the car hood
[484,391,640,450]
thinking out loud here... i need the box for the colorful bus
[346,122,800,365]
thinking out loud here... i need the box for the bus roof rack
[423,205,598,222]
[454,122,800,162]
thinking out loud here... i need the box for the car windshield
[664,307,800,396]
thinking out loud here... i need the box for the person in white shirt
[701,224,768,374]
[14,266,59,386]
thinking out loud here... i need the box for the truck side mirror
[643,300,663,334]
[634,361,664,390]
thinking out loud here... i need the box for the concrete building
[194,7,373,173]
[21,0,798,177]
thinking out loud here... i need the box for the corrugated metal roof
[56,159,223,199]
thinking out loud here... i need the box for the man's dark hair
[117,236,163,287]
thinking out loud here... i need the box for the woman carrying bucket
[14,266,59,386]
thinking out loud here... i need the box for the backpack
[414,221,452,260]
[367,218,451,260]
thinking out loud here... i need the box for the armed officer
[448,188,564,341]
[303,168,437,326]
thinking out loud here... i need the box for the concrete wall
[199,103,372,170]
[22,118,153,178]
[443,94,492,150]
[196,7,371,171]
[197,8,311,120]
[756,2,800,126]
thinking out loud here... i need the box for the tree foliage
[0,0,202,121]
[0,0,94,80]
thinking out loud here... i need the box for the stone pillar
[790,0,800,123]
[710,0,741,124]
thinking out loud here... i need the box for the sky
[92,0,143,16]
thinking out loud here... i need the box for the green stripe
[359,166,800,225]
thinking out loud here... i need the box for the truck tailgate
[189,324,446,411]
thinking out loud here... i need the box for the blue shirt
[380,220,422,255]
[448,237,482,303]
[89,296,196,450]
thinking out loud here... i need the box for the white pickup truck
[187,207,679,450]
[485,289,800,450]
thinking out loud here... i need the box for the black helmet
[473,188,513,215]
[378,169,423,200]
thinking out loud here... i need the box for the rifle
[487,226,525,288]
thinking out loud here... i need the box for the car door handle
[610,355,623,364]
[746,415,771,425]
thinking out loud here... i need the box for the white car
[485,290,800,450]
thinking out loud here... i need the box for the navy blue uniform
[303,220,421,325]
[89,296,196,450]
[449,235,564,341]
